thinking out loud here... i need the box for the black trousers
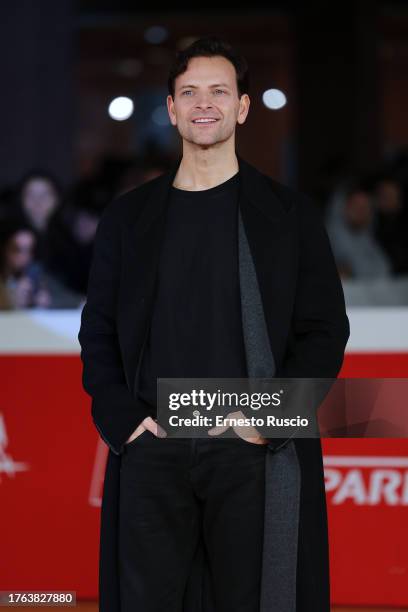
[118,432,267,612]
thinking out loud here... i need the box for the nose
[194,92,213,110]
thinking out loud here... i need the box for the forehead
[176,55,237,88]
[15,231,35,244]
[25,178,53,191]
[347,192,370,206]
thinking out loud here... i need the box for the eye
[181,90,193,96]
[214,89,226,95]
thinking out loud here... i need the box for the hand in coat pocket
[125,416,167,444]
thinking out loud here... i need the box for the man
[326,180,392,279]
[78,36,350,612]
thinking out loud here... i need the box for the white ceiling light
[108,97,134,121]
[262,88,287,110]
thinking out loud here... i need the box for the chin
[180,127,227,148]
[194,132,228,147]
[182,136,218,148]
[193,138,220,147]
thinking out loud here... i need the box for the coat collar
[130,153,291,240]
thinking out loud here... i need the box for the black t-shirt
[136,170,248,410]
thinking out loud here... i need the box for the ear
[167,94,177,126]
[237,94,250,125]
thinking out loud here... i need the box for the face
[167,55,250,148]
[22,178,59,231]
[344,191,372,230]
[5,230,36,273]
[74,210,99,245]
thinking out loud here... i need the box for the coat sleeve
[266,195,350,453]
[77,198,153,456]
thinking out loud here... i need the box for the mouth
[191,117,220,125]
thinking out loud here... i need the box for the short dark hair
[167,36,249,99]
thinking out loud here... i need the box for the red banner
[0,311,407,606]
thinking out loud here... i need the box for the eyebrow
[178,83,231,90]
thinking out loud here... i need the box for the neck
[173,139,239,191]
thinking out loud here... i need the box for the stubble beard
[179,122,235,149]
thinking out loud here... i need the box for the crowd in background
[0,152,172,310]
[325,154,408,280]
[0,148,407,310]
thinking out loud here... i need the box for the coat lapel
[238,203,276,377]
[237,157,298,370]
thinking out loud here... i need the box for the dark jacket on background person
[78,155,350,612]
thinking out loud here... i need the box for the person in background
[326,179,392,279]
[370,172,408,275]
[0,219,51,309]
[44,180,104,296]
[0,217,83,310]
[14,170,63,263]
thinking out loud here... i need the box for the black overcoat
[78,155,350,611]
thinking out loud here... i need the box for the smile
[192,118,219,124]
